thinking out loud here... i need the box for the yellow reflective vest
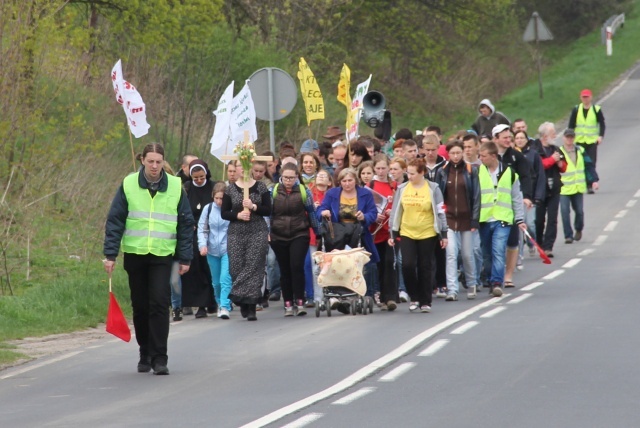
[121,172,182,256]
[478,166,515,224]
[574,103,601,145]
[560,147,586,195]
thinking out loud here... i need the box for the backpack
[272,183,307,204]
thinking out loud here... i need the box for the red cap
[580,89,592,97]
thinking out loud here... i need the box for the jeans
[309,245,323,302]
[472,230,483,285]
[363,261,378,297]
[396,248,406,292]
[560,193,584,239]
[479,222,510,286]
[169,260,181,310]
[266,247,280,295]
[304,249,314,300]
[577,143,597,187]
[123,253,173,365]
[535,190,560,251]
[206,254,232,311]
[399,236,436,306]
[446,229,477,295]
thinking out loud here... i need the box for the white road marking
[86,345,103,349]
[599,64,639,103]
[615,209,628,218]
[480,306,507,318]
[48,395,71,398]
[635,189,640,198]
[378,362,416,382]
[239,295,508,428]
[543,269,565,280]
[332,387,376,405]
[626,199,637,208]
[418,339,450,356]
[1,351,83,380]
[280,413,323,428]
[521,281,543,291]
[450,321,479,335]
[578,248,595,256]
[508,294,532,305]
[562,258,582,268]
[604,221,618,232]
[593,235,608,246]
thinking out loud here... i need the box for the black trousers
[123,253,173,365]
[270,236,310,303]
[433,239,446,288]
[577,142,598,187]
[376,242,398,303]
[400,236,437,306]
[535,190,560,251]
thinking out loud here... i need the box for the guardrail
[601,13,625,44]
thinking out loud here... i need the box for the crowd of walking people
[103,89,604,374]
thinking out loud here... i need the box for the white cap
[492,124,511,137]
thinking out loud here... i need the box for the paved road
[2,66,639,428]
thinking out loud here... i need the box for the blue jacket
[316,186,380,263]
[197,202,229,257]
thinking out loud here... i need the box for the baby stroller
[312,220,375,317]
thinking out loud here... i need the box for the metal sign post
[523,12,554,99]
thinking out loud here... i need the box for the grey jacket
[389,180,448,240]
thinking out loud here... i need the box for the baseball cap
[300,139,319,153]
[580,89,592,97]
[491,124,511,137]
[563,128,576,137]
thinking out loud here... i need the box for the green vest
[560,147,587,195]
[478,165,514,224]
[122,172,182,256]
[574,103,600,145]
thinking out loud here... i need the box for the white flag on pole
[230,80,257,145]
[111,59,150,139]
[347,74,372,142]
[209,81,235,161]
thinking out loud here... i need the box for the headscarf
[186,159,213,221]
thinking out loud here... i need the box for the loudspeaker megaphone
[362,91,386,128]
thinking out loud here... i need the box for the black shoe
[182,307,193,316]
[261,296,270,309]
[137,355,151,373]
[195,307,208,318]
[172,307,183,322]
[152,362,169,375]
[587,188,595,194]
[574,230,582,241]
[206,305,217,314]
[240,304,249,319]
[268,291,281,302]
[247,305,257,321]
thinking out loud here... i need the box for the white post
[606,26,612,56]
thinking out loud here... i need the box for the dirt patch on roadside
[1,324,113,371]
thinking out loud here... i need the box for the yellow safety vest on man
[574,103,601,145]
[559,147,587,195]
[122,172,181,256]
[478,166,515,224]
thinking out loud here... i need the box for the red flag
[106,291,131,342]
[524,230,552,265]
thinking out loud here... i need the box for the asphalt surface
[1,66,639,428]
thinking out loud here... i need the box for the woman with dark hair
[181,159,216,319]
[221,161,271,321]
[270,163,319,316]
[104,143,194,375]
[389,158,448,313]
[299,152,321,188]
[349,140,372,168]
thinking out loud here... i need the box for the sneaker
[379,303,388,311]
[492,286,503,297]
[467,286,477,300]
[195,307,207,318]
[544,250,554,258]
[374,292,382,307]
[152,362,169,375]
[436,287,447,298]
[268,291,281,301]
[574,230,582,241]
[420,305,431,313]
[304,299,315,308]
[172,308,183,322]
[445,294,458,301]
[219,307,230,320]
[409,302,419,312]
[565,237,573,244]
[399,291,409,303]
[296,300,307,316]
[255,303,263,312]
[284,301,294,317]
[516,263,524,271]
[137,355,151,373]
[387,300,397,311]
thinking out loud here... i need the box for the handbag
[321,219,363,252]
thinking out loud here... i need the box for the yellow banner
[337,63,353,139]
[297,57,325,126]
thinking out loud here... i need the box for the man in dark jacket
[471,99,510,137]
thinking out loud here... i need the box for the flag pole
[128,127,137,172]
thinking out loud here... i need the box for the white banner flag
[347,74,372,142]
[230,80,257,145]
[209,81,235,161]
[111,59,150,138]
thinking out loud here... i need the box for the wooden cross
[220,131,273,211]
